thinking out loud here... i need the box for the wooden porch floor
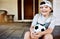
[0,23,30,39]
[0,22,60,39]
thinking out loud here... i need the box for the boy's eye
[40,7,43,9]
[45,6,48,8]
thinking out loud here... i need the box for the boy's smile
[40,5,51,17]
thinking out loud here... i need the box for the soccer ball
[33,24,46,33]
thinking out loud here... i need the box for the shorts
[39,35,44,39]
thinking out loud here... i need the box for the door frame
[18,0,39,22]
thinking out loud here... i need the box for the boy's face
[40,5,51,15]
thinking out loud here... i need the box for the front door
[24,0,33,19]
[18,0,38,20]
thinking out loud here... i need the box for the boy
[24,1,55,39]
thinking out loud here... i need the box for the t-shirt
[31,13,56,29]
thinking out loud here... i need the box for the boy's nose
[43,7,46,10]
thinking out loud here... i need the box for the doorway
[18,0,38,20]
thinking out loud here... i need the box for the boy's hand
[31,32,39,39]
[34,32,43,38]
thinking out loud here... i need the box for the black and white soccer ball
[33,24,46,33]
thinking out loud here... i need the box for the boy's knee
[24,31,31,39]
[43,34,53,39]
[25,31,30,36]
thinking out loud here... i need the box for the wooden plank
[0,26,16,36]
[0,25,10,34]
[0,30,15,39]
[7,30,24,39]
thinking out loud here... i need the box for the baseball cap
[40,1,52,9]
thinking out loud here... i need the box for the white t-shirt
[31,13,56,29]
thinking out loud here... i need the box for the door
[18,0,38,20]
[24,0,33,19]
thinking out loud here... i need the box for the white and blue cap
[40,1,52,9]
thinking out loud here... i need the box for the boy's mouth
[42,11,47,13]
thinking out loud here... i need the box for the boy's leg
[24,31,31,39]
[43,34,53,39]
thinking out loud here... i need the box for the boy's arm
[41,27,54,35]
